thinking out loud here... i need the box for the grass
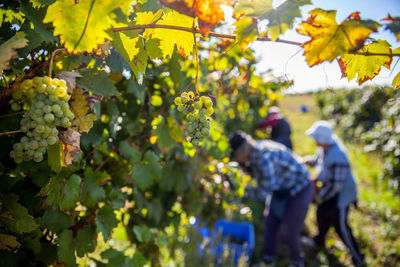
[269,93,400,266]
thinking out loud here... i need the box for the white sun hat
[306,120,336,145]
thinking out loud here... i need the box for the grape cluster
[174,92,214,146]
[9,76,74,163]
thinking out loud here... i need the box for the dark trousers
[314,196,364,265]
[263,182,313,262]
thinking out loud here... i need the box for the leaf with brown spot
[297,8,380,66]
[0,32,28,73]
[60,128,82,166]
[70,88,97,133]
[338,40,393,85]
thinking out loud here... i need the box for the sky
[250,0,400,93]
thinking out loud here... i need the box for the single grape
[194,101,202,110]
[44,113,55,123]
[43,105,52,113]
[56,87,66,98]
[11,102,21,111]
[192,139,200,146]
[49,95,59,102]
[199,109,207,116]
[47,136,57,145]
[177,105,185,112]
[174,97,182,105]
[205,101,213,109]
[206,107,214,116]
[46,84,57,95]
[188,92,195,99]
[30,140,39,150]
[51,104,61,113]
[13,143,23,151]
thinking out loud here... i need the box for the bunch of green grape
[174,92,214,146]
[9,76,74,163]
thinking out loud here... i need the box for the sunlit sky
[249,0,400,93]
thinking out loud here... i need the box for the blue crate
[196,219,255,266]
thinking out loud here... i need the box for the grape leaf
[297,9,379,66]
[127,79,146,103]
[159,0,233,34]
[47,143,65,173]
[0,194,38,234]
[145,11,194,58]
[0,32,28,73]
[60,174,81,210]
[145,38,163,60]
[70,88,97,133]
[383,14,400,41]
[0,8,25,27]
[95,206,118,240]
[338,40,393,85]
[234,17,258,50]
[0,233,21,251]
[131,151,161,189]
[58,229,75,266]
[43,0,133,53]
[119,140,142,164]
[75,226,96,257]
[81,168,108,207]
[133,225,152,242]
[60,128,83,165]
[42,209,73,234]
[19,3,56,44]
[266,0,311,41]
[77,72,119,96]
[135,10,163,26]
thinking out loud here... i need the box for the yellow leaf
[393,72,400,89]
[150,136,158,144]
[70,88,97,133]
[43,0,134,53]
[234,16,258,50]
[0,32,28,73]
[297,9,379,66]
[338,40,393,85]
[147,11,194,58]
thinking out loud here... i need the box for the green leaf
[75,226,97,257]
[0,233,21,251]
[338,40,393,85]
[133,225,152,243]
[127,79,146,104]
[0,32,28,73]
[384,15,400,41]
[131,151,161,189]
[76,72,119,96]
[95,206,118,240]
[58,229,75,267]
[101,248,137,267]
[145,38,163,60]
[119,140,142,164]
[0,194,38,234]
[42,209,73,234]
[60,174,82,210]
[47,143,64,172]
[132,252,147,267]
[43,0,133,53]
[160,161,187,192]
[81,168,107,207]
[266,0,311,41]
[297,9,380,66]
[19,3,56,44]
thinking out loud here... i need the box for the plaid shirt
[249,140,310,199]
[311,145,351,201]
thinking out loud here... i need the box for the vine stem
[112,24,400,57]
[48,48,67,77]
[0,111,24,119]
[0,130,22,136]
[193,20,199,95]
